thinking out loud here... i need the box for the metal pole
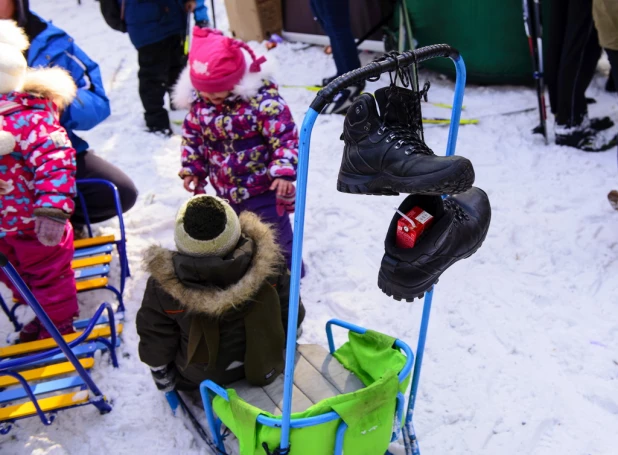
[278,108,319,452]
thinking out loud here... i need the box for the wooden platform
[230,344,364,415]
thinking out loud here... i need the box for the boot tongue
[374,86,423,129]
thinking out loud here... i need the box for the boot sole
[377,220,490,301]
[337,159,474,196]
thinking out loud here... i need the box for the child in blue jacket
[100,0,197,135]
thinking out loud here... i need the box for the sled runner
[172,44,468,455]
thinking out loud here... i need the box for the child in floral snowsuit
[173,27,301,273]
[0,20,79,340]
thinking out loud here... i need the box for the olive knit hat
[174,195,241,257]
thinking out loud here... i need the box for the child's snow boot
[337,86,474,195]
[378,187,491,301]
[19,319,41,343]
[19,317,75,342]
[37,317,75,340]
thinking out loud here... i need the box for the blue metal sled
[190,44,468,455]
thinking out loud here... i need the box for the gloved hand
[150,364,178,393]
[276,185,296,216]
[35,216,67,247]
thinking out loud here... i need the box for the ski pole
[532,0,548,144]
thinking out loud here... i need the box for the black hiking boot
[589,116,614,131]
[378,187,491,301]
[337,86,474,195]
[555,119,618,152]
[536,116,614,136]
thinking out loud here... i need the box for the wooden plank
[75,277,108,292]
[0,358,94,388]
[72,254,112,270]
[74,265,110,280]
[0,376,85,404]
[73,244,113,259]
[0,324,123,358]
[0,391,90,421]
[73,235,115,249]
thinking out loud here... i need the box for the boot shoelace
[377,124,434,156]
[444,199,469,223]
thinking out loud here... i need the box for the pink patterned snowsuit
[0,92,78,327]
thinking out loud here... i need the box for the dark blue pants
[310,0,361,77]
[229,191,305,277]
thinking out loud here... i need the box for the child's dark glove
[276,186,296,216]
[150,364,178,393]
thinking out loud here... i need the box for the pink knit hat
[189,27,266,93]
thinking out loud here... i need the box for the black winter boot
[378,187,491,301]
[323,82,365,115]
[555,118,618,152]
[337,86,474,195]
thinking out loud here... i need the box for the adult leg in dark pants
[310,0,361,79]
[138,34,184,133]
[547,0,601,127]
[546,0,615,150]
[310,0,364,114]
[72,151,138,226]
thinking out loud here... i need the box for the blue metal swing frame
[76,178,131,301]
[199,45,466,454]
[0,255,119,434]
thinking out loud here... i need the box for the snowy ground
[1,1,618,453]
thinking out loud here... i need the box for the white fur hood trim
[172,49,277,110]
[22,67,77,109]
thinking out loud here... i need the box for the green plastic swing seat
[207,329,411,455]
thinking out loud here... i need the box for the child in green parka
[136,195,305,392]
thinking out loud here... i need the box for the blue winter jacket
[121,0,188,49]
[27,15,111,154]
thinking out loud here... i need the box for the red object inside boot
[395,206,435,249]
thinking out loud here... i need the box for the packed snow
[1,0,617,453]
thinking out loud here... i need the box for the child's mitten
[150,364,178,393]
[34,216,67,247]
[276,186,296,216]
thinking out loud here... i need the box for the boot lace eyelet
[405,149,412,155]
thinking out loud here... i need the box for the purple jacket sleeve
[179,107,209,187]
[257,86,299,181]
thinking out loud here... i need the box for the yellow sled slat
[72,254,112,270]
[0,391,91,422]
[76,277,109,292]
[0,324,123,358]
[0,358,94,388]
[73,235,115,249]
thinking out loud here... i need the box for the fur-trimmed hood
[21,67,77,109]
[171,50,277,110]
[143,211,283,317]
